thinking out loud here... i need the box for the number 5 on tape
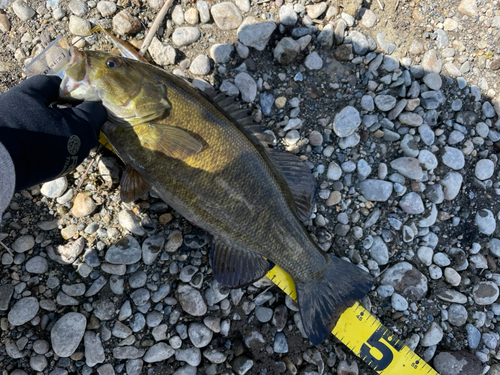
[267,265,440,375]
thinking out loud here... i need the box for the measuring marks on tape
[267,265,439,375]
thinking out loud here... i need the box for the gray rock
[12,0,35,20]
[234,72,256,102]
[399,192,424,214]
[41,177,67,198]
[68,0,87,16]
[210,43,234,64]
[172,5,184,25]
[211,2,242,30]
[25,256,49,274]
[360,95,374,111]
[333,106,361,137]
[175,348,202,366]
[190,54,211,75]
[130,288,150,306]
[390,157,423,180]
[232,356,254,375]
[118,210,145,236]
[317,24,334,48]
[113,346,145,359]
[84,331,105,367]
[12,235,35,253]
[144,343,175,363]
[359,179,393,201]
[274,332,288,353]
[489,238,500,257]
[0,284,13,311]
[421,49,442,73]
[172,27,201,46]
[381,55,399,71]
[421,322,443,346]
[105,236,142,265]
[173,365,197,375]
[203,349,227,363]
[189,322,213,347]
[448,304,467,326]
[441,147,464,170]
[475,159,494,180]
[440,172,462,200]
[304,51,322,70]
[8,297,39,326]
[237,17,276,51]
[142,235,165,266]
[350,30,369,55]
[475,209,496,235]
[177,283,207,316]
[433,351,481,375]
[381,262,427,300]
[466,323,481,349]
[148,37,176,66]
[370,236,389,265]
[391,293,408,311]
[30,355,48,371]
[374,95,396,111]
[51,312,87,357]
[126,359,144,375]
[361,8,376,27]
[273,37,301,66]
[473,281,499,305]
[197,0,210,23]
[112,10,141,35]
[422,73,442,90]
[97,1,116,16]
[279,4,296,25]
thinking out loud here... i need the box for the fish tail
[296,253,373,345]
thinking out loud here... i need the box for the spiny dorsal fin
[120,165,150,203]
[210,240,269,288]
[266,148,318,222]
[202,88,273,143]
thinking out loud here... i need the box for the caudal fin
[296,254,373,345]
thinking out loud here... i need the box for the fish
[60,47,374,345]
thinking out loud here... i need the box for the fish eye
[106,58,120,68]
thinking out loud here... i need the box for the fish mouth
[59,46,94,99]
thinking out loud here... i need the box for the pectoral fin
[120,165,150,203]
[210,241,269,288]
[134,123,203,160]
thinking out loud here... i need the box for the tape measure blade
[98,131,114,152]
[265,266,440,375]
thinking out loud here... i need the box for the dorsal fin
[266,148,318,222]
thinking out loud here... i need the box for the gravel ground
[1,0,500,374]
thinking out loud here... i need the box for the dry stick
[0,241,13,257]
[139,0,175,56]
[377,0,384,10]
[394,0,400,12]
[76,146,103,192]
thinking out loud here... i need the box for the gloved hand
[0,75,108,191]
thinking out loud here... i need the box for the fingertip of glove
[15,75,62,103]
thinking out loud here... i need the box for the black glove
[0,75,108,191]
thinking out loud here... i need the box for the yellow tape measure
[99,133,439,374]
[266,264,440,375]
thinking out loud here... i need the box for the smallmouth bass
[60,47,373,344]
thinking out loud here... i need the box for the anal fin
[120,165,150,203]
[210,241,269,288]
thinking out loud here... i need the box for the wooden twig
[139,0,175,56]
[76,146,102,191]
[0,241,13,257]
[377,0,384,10]
[394,0,400,12]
